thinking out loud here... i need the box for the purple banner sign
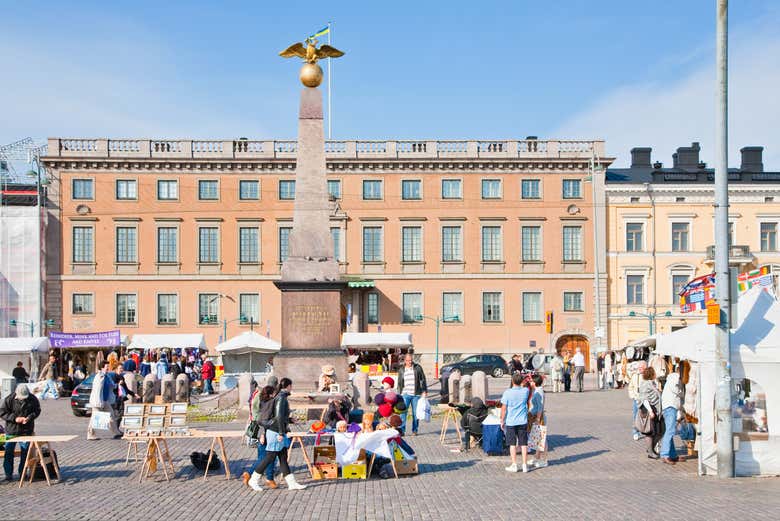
[50,330,121,348]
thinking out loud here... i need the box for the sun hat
[321,365,336,376]
[310,420,326,433]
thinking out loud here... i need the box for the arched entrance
[556,335,590,372]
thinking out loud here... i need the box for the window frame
[71,178,94,200]
[521,179,541,199]
[239,293,261,325]
[198,179,220,201]
[401,292,423,323]
[562,225,583,262]
[626,275,645,305]
[278,179,296,200]
[238,226,260,264]
[115,226,138,263]
[481,225,503,262]
[625,222,644,252]
[441,225,463,262]
[198,293,220,325]
[327,179,342,200]
[522,291,543,323]
[156,179,179,201]
[401,179,422,201]
[238,180,260,201]
[115,179,138,200]
[197,226,220,264]
[366,292,379,324]
[116,293,138,325]
[442,292,463,323]
[157,293,179,325]
[671,221,691,252]
[401,225,423,263]
[562,179,582,199]
[362,226,384,263]
[521,225,542,262]
[760,221,778,252]
[72,226,94,263]
[482,291,503,323]
[72,293,94,315]
[278,226,292,263]
[156,226,178,264]
[481,179,502,200]
[563,291,584,312]
[441,178,463,200]
[362,179,383,200]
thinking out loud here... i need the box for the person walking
[201,355,216,395]
[638,366,662,460]
[87,362,123,440]
[139,355,152,378]
[12,361,29,384]
[550,354,564,393]
[596,353,605,390]
[247,378,307,491]
[628,361,647,440]
[396,353,427,436]
[242,385,278,488]
[562,350,572,392]
[571,348,586,392]
[660,368,684,465]
[38,355,60,400]
[500,372,531,473]
[0,384,40,481]
[604,352,614,390]
[528,374,548,468]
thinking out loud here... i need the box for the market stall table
[11,434,78,487]
[439,406,462,444]
[287,431,335,477]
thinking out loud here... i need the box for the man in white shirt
[571,348,586,392]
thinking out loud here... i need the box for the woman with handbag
[528,374,548,468]
[242,385,278,488]
[247,378,307,492]
[638,366,663,459]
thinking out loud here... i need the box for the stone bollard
[238,373,253,408]
[471,371,488,402]
[142,374,156,403]
[352,371,371,408]
[459,374,472,403]
[124,373,138,403]
[448,371,461,404]
[175,374,190,402]
[161,374,175,403]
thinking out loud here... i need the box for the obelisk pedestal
[273,86,347,391]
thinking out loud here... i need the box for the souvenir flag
[310,25,330,38]
[679,273,716,313]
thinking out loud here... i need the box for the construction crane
[0,137,48,182]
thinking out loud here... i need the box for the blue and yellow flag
[310,25,330,38]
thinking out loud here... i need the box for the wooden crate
[394,458,419,476]
[341,449,367,479]
[313,445,336,465]
[314,463,338,479]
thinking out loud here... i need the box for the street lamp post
[415,314,459,379]
[628,310,672,335]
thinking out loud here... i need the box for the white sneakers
[522,464,528,473]
[250,472,307,491]
[504,463,518,473]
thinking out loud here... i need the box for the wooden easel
[367,452,399,479]
[439,406,462,445]
[138,437,174,483]
[20,440,61,487]
[287,433,316,478]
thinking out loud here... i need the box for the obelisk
[274,38,347,390]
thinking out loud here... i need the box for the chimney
[630,147,652,168]
[673,142,701,170]
[740,146,764,172]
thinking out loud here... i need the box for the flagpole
[327,21,333,139]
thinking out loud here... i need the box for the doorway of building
[556,335,590,372]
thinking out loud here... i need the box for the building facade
[605,143,780,348]
[42,138,611,371]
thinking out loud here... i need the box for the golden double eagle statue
[279,37,344,88]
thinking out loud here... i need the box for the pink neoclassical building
[41,137,611,372]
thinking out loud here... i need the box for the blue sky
[3,0,780,167]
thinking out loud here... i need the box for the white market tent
[0,336,49,382]
[215,331,280,375]
[341,332,413,350]
[126,334,206,351]
[655,287,780,476]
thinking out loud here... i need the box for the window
[198,180,219,200]
[239,227,259,263]
[761,222,777,252]
[676,197,686,203]
[442,292,462,322]
[481,179,501,199]
[198,294,219,325]
[672,274,689,304]
[626,223,643,252]
[441,179,462,199]
[157,180,178,200]
[116,227,137,263]
[562,226,582,261]
[278,180,296,200]
[521,226,541,261]
[482,292,502,322]
[157,227,178,263]
[481,226,502,261]
[239,180,259,200]
[72,227,94,263]
[72,294,93,314]
[402,293,422,323]
[562,179,582,199]
[330,227,342,262]
[116,179,137,200]
[671,222,689,252]
[627,275,644,305]
[630,196,640,203]
[72,179,93,200]
[116,294,137,325]
[564,291,583,312]
[157,294,178,325]
[279,227,291,262]
[362,227,383,262]
[366,293,379,324]
[362,180,383,200]
[401,226,422,262]
[441,226,462,262]
[198,227,219,263]
[327,180,341,200]
[401,180,422,200]
[239,294,260,324]
[521,179,540,199]
[522,292,542,322]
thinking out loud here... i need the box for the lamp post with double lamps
[628,310,672,335]
[415,314,460,379]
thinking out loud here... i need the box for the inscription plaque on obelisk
[273,37,347,390]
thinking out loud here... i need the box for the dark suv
[440,354,508,378]
[70,374,94,417]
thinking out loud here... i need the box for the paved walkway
[3,376,779,520]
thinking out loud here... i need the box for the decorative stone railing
[46,138,606,160]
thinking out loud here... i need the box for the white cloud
[553,26,780,170]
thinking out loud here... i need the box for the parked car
[440,354,508,378]
[70,374,94,417]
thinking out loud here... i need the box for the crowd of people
[508,347,586,393]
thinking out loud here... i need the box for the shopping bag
[634,407,654,435]
[90,410,112,431]
[416,396,431,423]
[528,423,547,451]
[266,429,285,452]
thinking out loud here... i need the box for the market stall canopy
[618,335,657,351]
[127,334,206,351]
[341,332,412,350]
[215,331,281,355]
[654,323,714,361]
[0,337,49,354]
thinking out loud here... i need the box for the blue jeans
[400,394,420,434]
[41,379,59,399]
[632,400,640,436]
[204,379,214,394]
[661,407,678,459]
[3,440,30,479]
[249,440,276,480]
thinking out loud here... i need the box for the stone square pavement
[2,375,779,520]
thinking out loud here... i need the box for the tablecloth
[333,429,399,465]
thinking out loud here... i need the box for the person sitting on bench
[451,397,489,453]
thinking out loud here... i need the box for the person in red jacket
[201,355,216,395]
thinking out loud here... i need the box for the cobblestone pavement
[2,375,779,520]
